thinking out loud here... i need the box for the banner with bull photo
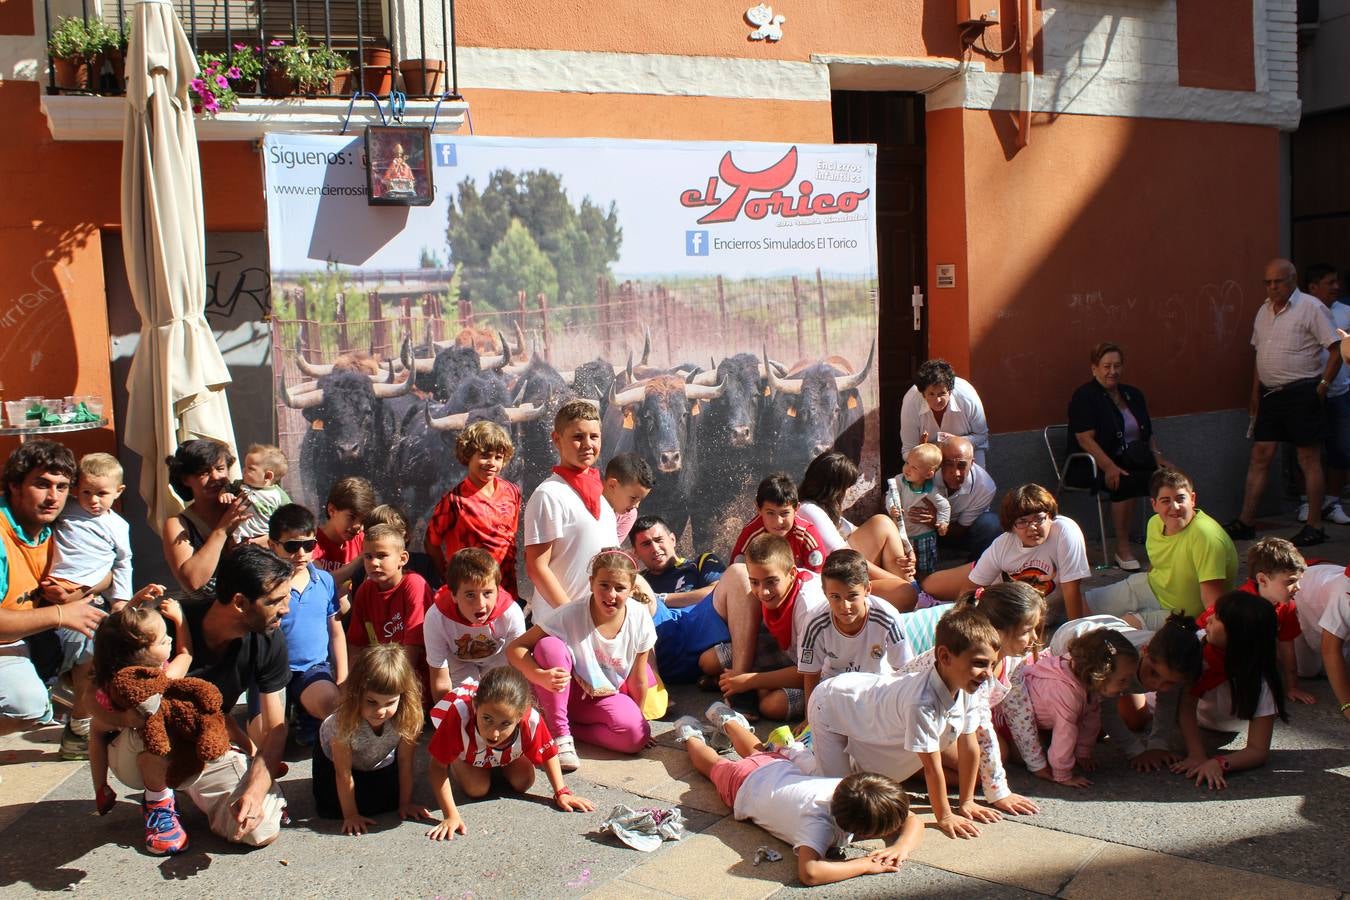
[262,133,879,553]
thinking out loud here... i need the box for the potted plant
[48,16,98,91]
[89,20,129,93]
[228,42,264,95]
[359,42,391,94]
[192,51,242,115]
[398,57,444,96]
[265,31,346,97]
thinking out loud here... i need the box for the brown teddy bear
[107,666,232,787]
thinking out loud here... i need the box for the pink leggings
[531,636,653,754]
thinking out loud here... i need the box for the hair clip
[972,587,984,603]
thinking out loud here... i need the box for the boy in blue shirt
[267,504,345,743]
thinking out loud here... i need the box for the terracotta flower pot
[399,58,444,96]
[265,67,298,97]
[52,56,92,91]
[361,46,391,68]
[360,65,390,95]
[331,68,354,96]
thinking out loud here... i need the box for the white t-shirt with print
[539,597,656,696]
[523,474,619,623]
[733,746,852,858]
[797,600,912,678]
[423,602,527,686]
[970,515,1091,609]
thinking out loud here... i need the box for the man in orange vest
[0,440,105,738]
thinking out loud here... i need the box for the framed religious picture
[364,125,434,206]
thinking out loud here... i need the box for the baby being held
[886,443,950,575]
[222,444,292,541]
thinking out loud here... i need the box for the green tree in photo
[484,219,558,309]
[446,169,621,308]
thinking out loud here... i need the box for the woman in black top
[1066,342,1170,570]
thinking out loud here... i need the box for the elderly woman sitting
[1066,342,1169,570]
[899,359,990,467]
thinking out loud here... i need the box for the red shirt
[347,572,432,647]
[1197,578,1301,642]
[314,528,364,574]
[428,679,557,768]
[730,517,826,573]
[424,478,521,594]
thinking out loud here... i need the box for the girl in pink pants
[508,550,657,770]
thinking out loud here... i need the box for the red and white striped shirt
[428,680,558,769]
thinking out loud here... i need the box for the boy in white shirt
[798,549,911,709]
[671,701,922,887]
[714,533,827,721]
[51,452,132,606]
[808,606,1003,839]
[425,548,526,696]
[223,443,292,542]
[49,452,133,759]
[523,400,617,624]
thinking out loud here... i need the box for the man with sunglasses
[264,503,344,745]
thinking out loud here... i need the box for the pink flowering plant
[190,45,261,115]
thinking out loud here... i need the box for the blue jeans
[939,509,1002,561]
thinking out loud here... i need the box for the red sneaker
[143,795,189,855]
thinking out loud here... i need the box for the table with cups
[1,395,108,442]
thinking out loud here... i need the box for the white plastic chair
[1042,424,1111,569]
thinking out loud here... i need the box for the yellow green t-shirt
[1145,509,1238,616]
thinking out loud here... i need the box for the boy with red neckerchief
[425,548,527,697]
[425,421,521,599]
[716,533,827,721]
[523,400,618,626]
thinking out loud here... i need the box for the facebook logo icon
[685,230,709,256]
[435,143,457,166]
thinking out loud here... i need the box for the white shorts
[109,730,285,846]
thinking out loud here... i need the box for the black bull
[758,344,874,480]
[281,365,415,507]
[601,372,726,539]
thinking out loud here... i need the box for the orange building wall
[949,109,1277,433]
[1177,0,1256,92]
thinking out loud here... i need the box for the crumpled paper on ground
[599,805,689,852]
[753,846,783,865]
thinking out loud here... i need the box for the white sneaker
[1325,503,1350,525]
[705,701,751,736]
[554,734,580,772]
[670,716,707,745]
[1297,501,1309,523]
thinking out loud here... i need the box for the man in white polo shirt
[1227,258,1341,548]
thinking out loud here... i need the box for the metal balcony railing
[42,0,459,102]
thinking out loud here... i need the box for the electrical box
[956,0,1000,26]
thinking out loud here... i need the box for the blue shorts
[247,662,334,719]
[651,595,731,683]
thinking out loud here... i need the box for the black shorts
[1254,380,1324,446]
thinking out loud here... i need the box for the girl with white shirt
[1172,592,1287,790]
[796,451,918,611]
[508,550,657,770]
[899,360,990,467]
[922,485,1092,624]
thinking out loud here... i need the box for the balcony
[39,0,466,139]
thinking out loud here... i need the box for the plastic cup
[4,401,25,427]
[83,395,105,420]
